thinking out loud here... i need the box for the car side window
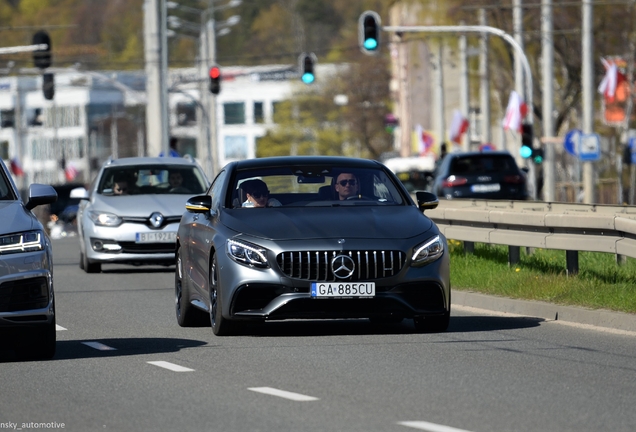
[210,170,227,210]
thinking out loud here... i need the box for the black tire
[15,317,56,361]
[175,247,209,327]
[209,254,238,336]
[82,244,101,273]
[79,250,85,270]
[413,309,450,333]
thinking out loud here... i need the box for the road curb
[452,290,636,333]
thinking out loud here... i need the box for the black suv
[432,151,528,200]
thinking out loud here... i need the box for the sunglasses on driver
[338,179,357,187]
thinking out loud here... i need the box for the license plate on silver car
[311,282,375,298]
[135,232,177,243]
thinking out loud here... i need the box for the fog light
[103,244,122,251]
[92,240,103,251]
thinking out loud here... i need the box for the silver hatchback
[0,160,58,359]
[74,157,209,273]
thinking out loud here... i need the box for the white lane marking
[248,387,319,402]
[56,325,67,331]
[147,361,194,372]
[81,341,117,351]
[398,420,475,432]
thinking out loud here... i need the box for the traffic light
[42,72,54,100]
[209,66,221,95]
[358,11,381,55]
[531,147,544,164]
[520,123,533,159]
[299,53,316,84]
[32,30,52,69]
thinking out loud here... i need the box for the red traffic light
[209,66,221,79]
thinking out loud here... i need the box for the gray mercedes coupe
[175,156,450,335]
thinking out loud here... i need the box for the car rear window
[450,155,519,175]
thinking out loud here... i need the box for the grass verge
[449,240,636,314]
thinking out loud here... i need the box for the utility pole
[459,21,470,152]
[205,4,219,177]
[513,0,524,162]
[582,0,595,203]
[143,0,170,158]
[479,9,491,145]
[542,0,556,202]
[434,40,445,148]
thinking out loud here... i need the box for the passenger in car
[241,179,282,207]
[113,175,131,195]
[168,170,191,194]
[334,172,360,200]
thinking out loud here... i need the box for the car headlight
[227,239,269,268]
[0,230,44,254]
[412,235,444,266]
[88,211,123,227]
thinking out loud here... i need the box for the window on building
[176,103,196,126]
[224,135,247,160]
[178,137,197,157]
[0,141,9,160]
[44,105,81,128]
[1,109,15,128]
[224,102,245,125]
[27,108,43,126]
[271,101,283,124]
[254,102,264,124]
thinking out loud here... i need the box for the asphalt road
[1,238,635,432]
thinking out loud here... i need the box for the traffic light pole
[381,24,533,128]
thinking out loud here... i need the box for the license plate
[471,184,500,193]
[135,232,177,243]
[310,282,375,298]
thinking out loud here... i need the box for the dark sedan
[432,151,528,200]
[0,161,58,359]
[175,156,450,335]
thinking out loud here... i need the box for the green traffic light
[520,145,532,159]
[363,38,378,50]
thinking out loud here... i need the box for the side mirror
[70,187,89,200]
[26,184,58,211]
[416,191,439,211]
[185,195,212,213]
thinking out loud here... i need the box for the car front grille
[276,250,405,282]
[0,277,49,312]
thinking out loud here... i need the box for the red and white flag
[502,90,528,133]
[598,57,626,103]
[65,162,79,181]
[10,157,24,177]
[449,110,469,144]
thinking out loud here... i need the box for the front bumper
[0,250,54,328]
[215,237,451,322]
[83,221,178,266]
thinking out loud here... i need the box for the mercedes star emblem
[331,255,355,279]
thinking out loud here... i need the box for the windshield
[98,165,207,196]
[229,165,406,208]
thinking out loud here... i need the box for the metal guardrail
[420,198,636,274]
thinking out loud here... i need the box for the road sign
[578,133,601,161]
[563,129,582,156]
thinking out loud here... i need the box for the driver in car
[334,172,360,200]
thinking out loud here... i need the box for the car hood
[91,194,190,217]
[0,201,38,232]
[221,206,434,240]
